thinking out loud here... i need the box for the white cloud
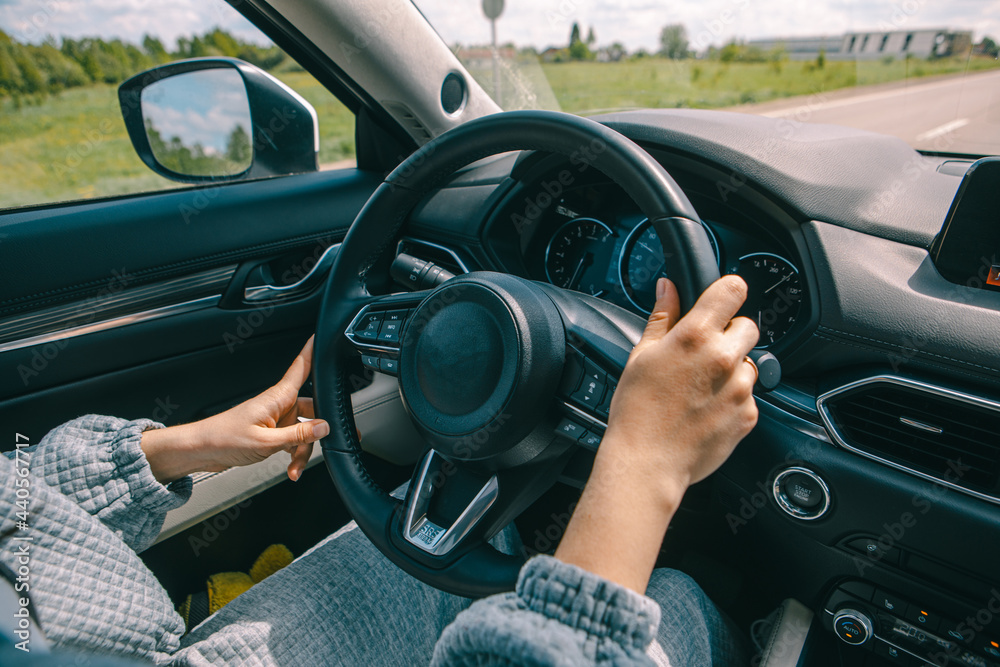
[0,0,996,54]
[415,0,1000,53]
[0,0,272,46]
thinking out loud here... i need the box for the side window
[0,1,355,211]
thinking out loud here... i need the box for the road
[732,68,1000,156]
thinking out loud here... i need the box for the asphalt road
[734,68,1000,156]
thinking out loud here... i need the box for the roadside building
[748,28,972,61]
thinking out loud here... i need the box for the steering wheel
[313,110,720,597]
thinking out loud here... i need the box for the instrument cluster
[525,183,807,349]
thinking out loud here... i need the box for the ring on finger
[743,356,759,383]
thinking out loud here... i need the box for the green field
[0,70,355,210]
[539,55,1000,112]
[1,57,997,210]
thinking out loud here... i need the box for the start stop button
[773,467,831,520]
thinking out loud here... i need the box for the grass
[1,57,997,210]
[539,56,1000,113]
[0,70,355,210]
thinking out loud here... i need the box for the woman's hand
[141,336,329,484]
[555,276,759,593]
[604,274,760,496]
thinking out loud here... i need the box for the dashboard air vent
[818,378,1000,500]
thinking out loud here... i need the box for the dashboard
[406,108,1000,666]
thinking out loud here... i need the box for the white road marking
[758,69,1000,118]
[914,118,970,142]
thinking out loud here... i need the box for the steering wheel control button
[361,355,380,371]
[556,419,587,442]
[772,467,831,520]
[377,310,408,343]
[579,431,602,450]
[354,312,383,342]
[379,358,399,375]
[833,609,873,646]
[571,377,606,410]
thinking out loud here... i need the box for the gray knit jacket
[0,415,662,665]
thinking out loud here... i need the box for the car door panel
[0,168,381,443]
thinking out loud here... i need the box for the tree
[659,24,689,59]
[586,27,596,46]
[567,21,593,60]
[979,36,998,57]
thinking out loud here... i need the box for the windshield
[414,0,1000,157]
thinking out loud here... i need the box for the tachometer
[544,218,615,295]
[619,219,719,314]
[734,253,803,347]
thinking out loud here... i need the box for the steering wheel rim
[313,110,720,597]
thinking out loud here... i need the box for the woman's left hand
[141,335,329,484]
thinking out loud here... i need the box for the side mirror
[118,58,318,184]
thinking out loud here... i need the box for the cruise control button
[555,419,587,441]
[571,377,605,410]
[582,359,607,385]
[354,312,383,341]
[579,431,602,450]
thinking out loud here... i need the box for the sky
[1,0,998,53]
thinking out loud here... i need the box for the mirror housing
[119,58,318,184]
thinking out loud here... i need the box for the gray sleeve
[431,555,661,666]
[6,414,192,552]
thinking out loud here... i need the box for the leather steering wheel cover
[314,110,718,597]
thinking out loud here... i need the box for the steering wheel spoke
[400,450,500,556]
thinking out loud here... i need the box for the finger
[632,278,681,356]
[684,275,749,333]
[263,417,329,453]
[275,335,316,397]
[723,316,760,359]
[287,441,314,482]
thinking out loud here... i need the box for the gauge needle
[764,273,793,294]
[568,253,591,287]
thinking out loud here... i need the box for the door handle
[244,243,341,302]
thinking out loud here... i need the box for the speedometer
[734,253,803,347]
[619,219,719,314]
[544,218,615,295]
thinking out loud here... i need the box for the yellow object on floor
[179,544,294,631]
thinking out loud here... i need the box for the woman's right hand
[554,275,759,593]
[601,275,760,498]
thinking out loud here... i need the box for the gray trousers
[173,521,747,666]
